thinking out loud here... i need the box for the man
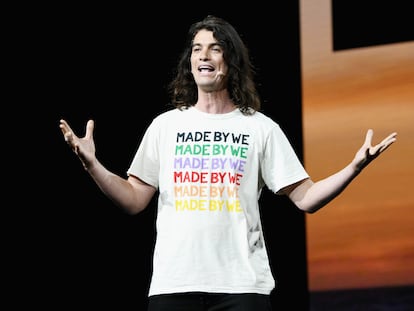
[60,15,397,311]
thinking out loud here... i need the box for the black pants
[147,292,272,311]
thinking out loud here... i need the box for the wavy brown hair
[168,15,261,115]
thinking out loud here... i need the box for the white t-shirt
[127,107,309,296]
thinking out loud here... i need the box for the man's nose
[199,50,210,60]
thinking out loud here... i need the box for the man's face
[190,29,228,92]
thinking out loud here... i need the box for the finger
[59,119,78,143]
[379,136,397,153]
[59,119,68,135]
[364,129,374,146]
[380,132,398,145]
[60,119,72,133]
[64,132,78,153]
[85,120,95,140]
[378,143,393,154]
[373,132,397,153]
[63,131,72,143]
[371,132,397,155]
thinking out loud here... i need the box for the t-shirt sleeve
[261,124,309,194]
[127,120,160,189]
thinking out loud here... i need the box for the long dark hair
[168,15,261,115]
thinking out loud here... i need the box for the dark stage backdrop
[23,2,308,310]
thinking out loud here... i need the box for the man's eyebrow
[192,42,221,48]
